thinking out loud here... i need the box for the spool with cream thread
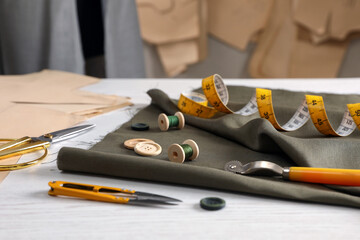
[158,112,185,131]
[168,139,199,163]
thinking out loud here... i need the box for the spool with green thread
[168,116,180,128]
[158,112,185,131]
[168,139,199,163]
[180,144,193,160]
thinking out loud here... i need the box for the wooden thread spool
[158,112,185,131]
[168,139,199,163]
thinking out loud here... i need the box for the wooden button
[124,138,155,150]
[134,142,162,156]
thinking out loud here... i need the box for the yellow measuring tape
[177,74,360,136]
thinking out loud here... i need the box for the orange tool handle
[48,181,133,204]
[288,167,360,186]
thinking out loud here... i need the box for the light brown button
[134,142,162,156]
[124,138,155,150]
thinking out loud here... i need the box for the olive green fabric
[58,86,360,208]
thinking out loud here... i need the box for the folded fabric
[58,86,360,208]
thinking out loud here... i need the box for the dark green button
[131,123,149,131]
[200,197,226,211]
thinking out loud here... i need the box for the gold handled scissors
[48,181,182,205]
[0,124,95,171]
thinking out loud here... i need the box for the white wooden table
[0,78,359,240]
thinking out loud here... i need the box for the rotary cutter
[224,160,360,186]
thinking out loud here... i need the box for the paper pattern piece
[137,0,207,77]
[294,0,360,42]
[207,0,272,51]
[249,0,356,78]
[249,0,295,78]
[136,0,199,44]
[0,70,132,182]
[137,0,360,78]
[157,40,199,77]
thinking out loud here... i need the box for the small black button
[131,123,149,131]
[200,197,226,211]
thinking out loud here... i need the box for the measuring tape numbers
[255,88,310,131]
[178,92,217,118]
[177,74,360,136]
[306,96,360,136]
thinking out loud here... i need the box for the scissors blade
[133,191,182,204]
[34,124,96,143]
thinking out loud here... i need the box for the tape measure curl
[177,74,360,137]
[178,92,217,118]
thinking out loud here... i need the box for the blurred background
[1,0,360,79]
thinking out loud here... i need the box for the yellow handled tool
[225,160,360,186]
[48,181,182,205]
[284,167,360,186]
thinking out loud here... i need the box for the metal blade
[224,160,243,173]
[135,191,182,204]
[33,124,96,143]
[129,199,179,205]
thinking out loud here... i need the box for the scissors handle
[48,181,131,204]
[0,137,50,160]
[0,137,32,152]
